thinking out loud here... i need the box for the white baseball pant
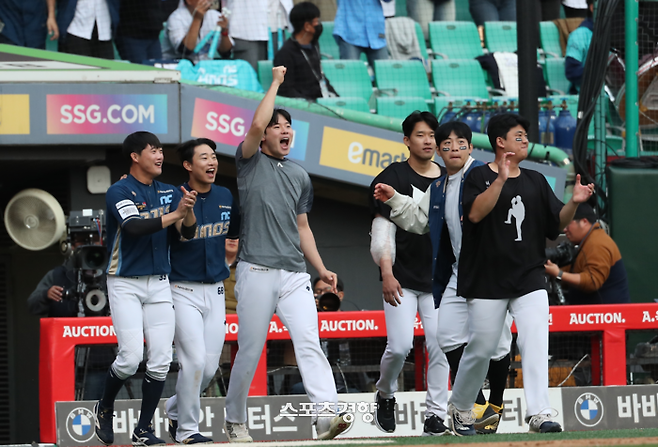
[449,289,551,418]
[106,275,175,381]
[376,289,449,420]
[225,261,338,424]
[439,284,513,360]
[166,281,226,441]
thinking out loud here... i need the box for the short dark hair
[435,121,472,145]
[313,277,344,293]
[267,108,292,129]
[122,131,162,160]
[290,2,320,35]
[573,202,597,224]
[487,113,530,152]
[177,138,217,165]
[401,111,439,138]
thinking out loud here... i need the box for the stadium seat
[484,21,517,53]
[376,97,430,119]
[258,60,273,90]
[544,58,571,95]
[431,59,490,98]
[374,60,432,100]
[540,21,563,58]
[321,60,373,102]
[415,21,430,62]
[318,21,340,60]
[429,21,483,60]
[317,97,371,113]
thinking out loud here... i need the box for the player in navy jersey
[95,131,198,447]
[165,138,240,444]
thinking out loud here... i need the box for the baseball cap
[573,203,597,223]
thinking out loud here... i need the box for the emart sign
[320,127,409,176]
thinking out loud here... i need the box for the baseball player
[164,138,240,444]
[95,131,198,446]
[445,113,593,435]
[373,121,513,435]
[369,111,451,436]
[222,66,351,443]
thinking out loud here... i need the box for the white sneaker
[224,421,253,443]
[527,414,562,433]
[447,403,476,436]
[315,414,352,440]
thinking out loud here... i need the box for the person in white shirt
[226,0,269,70]
[163,0,233,61]
[47,0,119,59]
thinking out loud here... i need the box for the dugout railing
[38,303,658,443]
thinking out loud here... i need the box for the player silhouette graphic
[504,195,525,241]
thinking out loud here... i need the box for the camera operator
[27,232,105,317]
[544,203,630,305]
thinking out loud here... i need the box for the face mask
[311,22,323,44]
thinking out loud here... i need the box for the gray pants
[232,38,268,72]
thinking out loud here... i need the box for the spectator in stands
[226,0,269,71]
[294,0,336,22]
[407,0,455,40]
[274,2,338,100]
[564,0,594,93]
[49,0,120,60]
[468,0,516,27]
[333,0,390,67]
[562,0,589,18]
[114,0,178,63]
[0,0,47,48]
[545,203,630,305]
[269,0,293,53]
[225,238,239,314]
[163,0,232,61]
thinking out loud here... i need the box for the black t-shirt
[369,161,444,292]
[458,165,564,299]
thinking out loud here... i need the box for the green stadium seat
[415,21,429,62]
[434,96,486,121]
[321,60,373,102]
[540,21,563,58]
[318,21,340,60]
[484,21,517,53]
[317,97,371,113]
[374,60,432,100]
[258,60,273,90]
[431,59,490,98]
[377,97,430,119]
[429,21,483,60]
[544,58,571,95]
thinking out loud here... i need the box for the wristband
[221,30,229,36]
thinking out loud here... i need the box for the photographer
[545,203,630,305]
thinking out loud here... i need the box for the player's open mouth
[206,168,216,177]
[280,137,290,149]
[155,162,162,167]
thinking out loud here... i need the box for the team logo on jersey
[504,195,525,241]
[131,191,137,196]
[66,407,96,443]
[574,392,604,427]
[157,189,174,194]
[174,284,194,292]
[250,266,269,272]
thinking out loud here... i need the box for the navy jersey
[169,183,240,283]
[106,175,181,277]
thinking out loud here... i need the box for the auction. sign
[46,94,168,134]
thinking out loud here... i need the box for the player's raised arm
[241,66,288,159]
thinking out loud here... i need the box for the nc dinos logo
[574,392,604,427]
[66,407,96,443]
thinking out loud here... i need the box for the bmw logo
[66,407,96,443]
[574,392,604,427]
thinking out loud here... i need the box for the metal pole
[595,88,607,210]
[625,0,639,157]
[517,0,539,142]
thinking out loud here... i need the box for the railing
[38,303,658,442]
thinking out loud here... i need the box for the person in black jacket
[273,2,337,100]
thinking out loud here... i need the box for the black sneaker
[475,403,502,434]
[374,391,396,433]
[132,425,166,446]
[168,418,178,443]
[422,414,452,436]
[181,433,213,444]
[93,401,114,445]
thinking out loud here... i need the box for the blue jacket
[56,0,120,44]
[428,159,485,307]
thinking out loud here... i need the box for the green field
[328,428,658,447]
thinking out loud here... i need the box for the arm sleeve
[461,168,486,219]
[235,142,260,175]
[180,222,196,240]
[167,11,189,52]
[541,173,565,240]
[386,189,431,234]
[574,237,614,292]
[368,169,398,220]
[370,216,396,266]
[123,218,164,236]
[565,56,585,85]
[297,175,314,215]
[227,198,241,239]
[27,270,57,316]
